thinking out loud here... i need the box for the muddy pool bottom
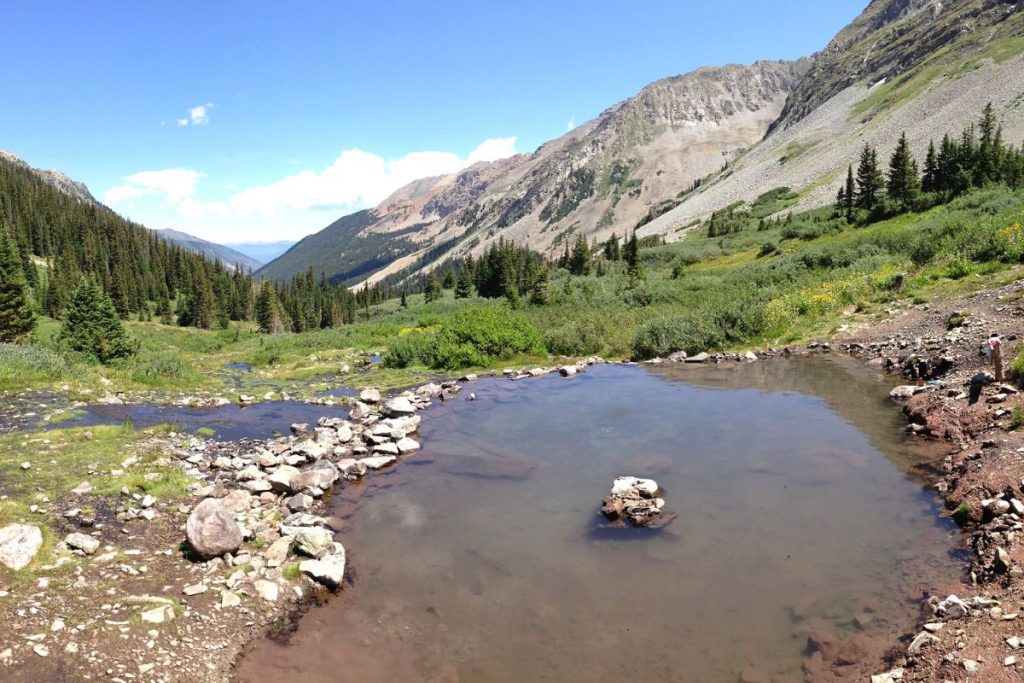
[236,357,963,682]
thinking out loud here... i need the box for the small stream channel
[232,356,965,682]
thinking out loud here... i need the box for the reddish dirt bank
[820,279,1024,683]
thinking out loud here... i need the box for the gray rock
[359,388,381,404]
[359,455,397,470]
[220,489,253,513]
[291,440,327,461]
[396,437,420,454]
[70,481,93,495]
[293,467,338,495]
[286,493,314,512]
[268,465,301,492]
[185,499,243,560]
[337,458,367,478]
[0,524,42,570]
[294,527,334,559]
[373,441,400,456]
[382,397,416,417]
[299,548,346,588]
[890,385,926,400]
[685,352,709,363]
[64,532,100,555]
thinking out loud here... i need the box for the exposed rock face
[0,150,96,204]
[0,524,42,570]
[257,60,807,285]
[185,499,243,560]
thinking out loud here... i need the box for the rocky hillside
[0,149,96,204]
[258,60,808,285]
[640,0,1024,238]
[157,229,263,272]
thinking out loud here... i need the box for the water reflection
[237,358,963,682]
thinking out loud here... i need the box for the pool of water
[49,400,350,441]
[236,357,963,682]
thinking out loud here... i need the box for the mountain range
[257,0,1024,288]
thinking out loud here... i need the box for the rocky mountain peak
[0,149,97,204]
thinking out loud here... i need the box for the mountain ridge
[258,59,808,285]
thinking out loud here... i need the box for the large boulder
[0,524,42,570]
[185,499,243,560]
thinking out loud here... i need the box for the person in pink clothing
[987,332,1003,382]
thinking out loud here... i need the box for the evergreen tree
[603,233,621,261]
[441,270,456,289]
[58,279,137,362]
[855,144,884,211]
[922,140,939,194]
[567,234,591,275]
[0,231,36,343]
[424,272,442,303]
[455,266,475,298]
[400,290,409,308]
[843,165,855,220]
[624,232,640,274]
[886,132,921,211]
[255,281,286,333]
[976,102,998,185]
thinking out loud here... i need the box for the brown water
[237,357,963,682]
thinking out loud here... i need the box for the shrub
[543,319,607,357]
[383,305,542,370]
[125,351,200,386]
[1011,406,1024,431]
[758,241,779,258]
[0,343,72,389]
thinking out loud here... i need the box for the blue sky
[0,1,866,244]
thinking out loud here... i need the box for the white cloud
[103,137,518,243]
[567,116,576,132]
[176,102,213,127]
[104,169,203,205]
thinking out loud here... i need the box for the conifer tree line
[0,154,397,339]
[835,103,1024,220]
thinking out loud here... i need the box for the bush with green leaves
[57,279,138,363]
[0,343,72,389]
[631,297,768,359]
[384,304,542,370]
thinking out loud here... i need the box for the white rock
[382,397,416,417]
[140,605,174,624]
[220,590,240,608]
[64,532,100,556]
[299,550,346,588]
[254,579,279,602]
[396,437,420,454]
[0,524,43,570]
[359,455,397,470]
[359,388,381,403]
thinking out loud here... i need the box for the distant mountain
[157,229,263,272]
[639,0,1024,238]
[224,240,295,265]
[0,149,96,204]
[258,59,808,285]
[257,0,1024,289]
